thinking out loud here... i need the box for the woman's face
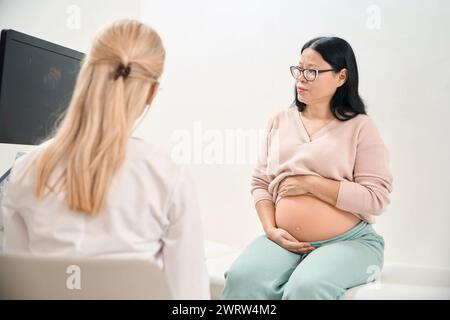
[296,48,347,106]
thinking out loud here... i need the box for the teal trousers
[221,220,385,300]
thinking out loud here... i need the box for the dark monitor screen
[0,29,85,145]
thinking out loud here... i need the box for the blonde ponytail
[19,19,165,215]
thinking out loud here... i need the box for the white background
[1,0,449,269]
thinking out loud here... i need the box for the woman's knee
[221,260,264,299]
[221,236,285,299]
[223,235,275,281]
[223,260,253,286]
[223,247,268,288]
[282,275,345,300]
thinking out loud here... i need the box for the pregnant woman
[221,37,393,300]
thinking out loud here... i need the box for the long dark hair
[294,37,366,121]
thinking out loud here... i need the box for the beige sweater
[250,106,393,224]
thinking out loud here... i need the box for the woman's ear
[337,69,348,87]
[146,82,160,105]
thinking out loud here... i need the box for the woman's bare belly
[275,195,361,242]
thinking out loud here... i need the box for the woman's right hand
[266,227,316,254]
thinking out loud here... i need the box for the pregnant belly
[275,195,361,242]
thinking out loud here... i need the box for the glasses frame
[290,66,335,81]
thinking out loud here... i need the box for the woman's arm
[255,199,277,234]
[278,175,339,207]
[279,117,393,216]
[162,166,210,300]
[335,118,393,216]
[250,116,277,205]
[2,207,29,252]
[302,175,340,207]
[2,177,29,252]
[255,198,315,253]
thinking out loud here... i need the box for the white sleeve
[161,166,210,300]
[1,180,29,252]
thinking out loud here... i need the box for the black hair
[294,36,366,121]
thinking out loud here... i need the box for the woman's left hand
[278,175,313,198]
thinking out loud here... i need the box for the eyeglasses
[290,66,335,81]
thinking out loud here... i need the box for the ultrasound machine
[0,29,84,248]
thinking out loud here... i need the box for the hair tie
[114,63,131,80]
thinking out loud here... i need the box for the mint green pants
[221,220,385,300]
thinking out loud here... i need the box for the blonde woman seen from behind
[1,19,210,299]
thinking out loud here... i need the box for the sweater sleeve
[336,117,393,216]
[250,115,277,205]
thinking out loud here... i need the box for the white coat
[1,133,210,299]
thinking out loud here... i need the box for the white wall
[1,0,449,269]
[138,0,450,269]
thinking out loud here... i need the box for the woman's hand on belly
[278,175,312,198]
[266,227,316,254]
[275,195,361,242]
